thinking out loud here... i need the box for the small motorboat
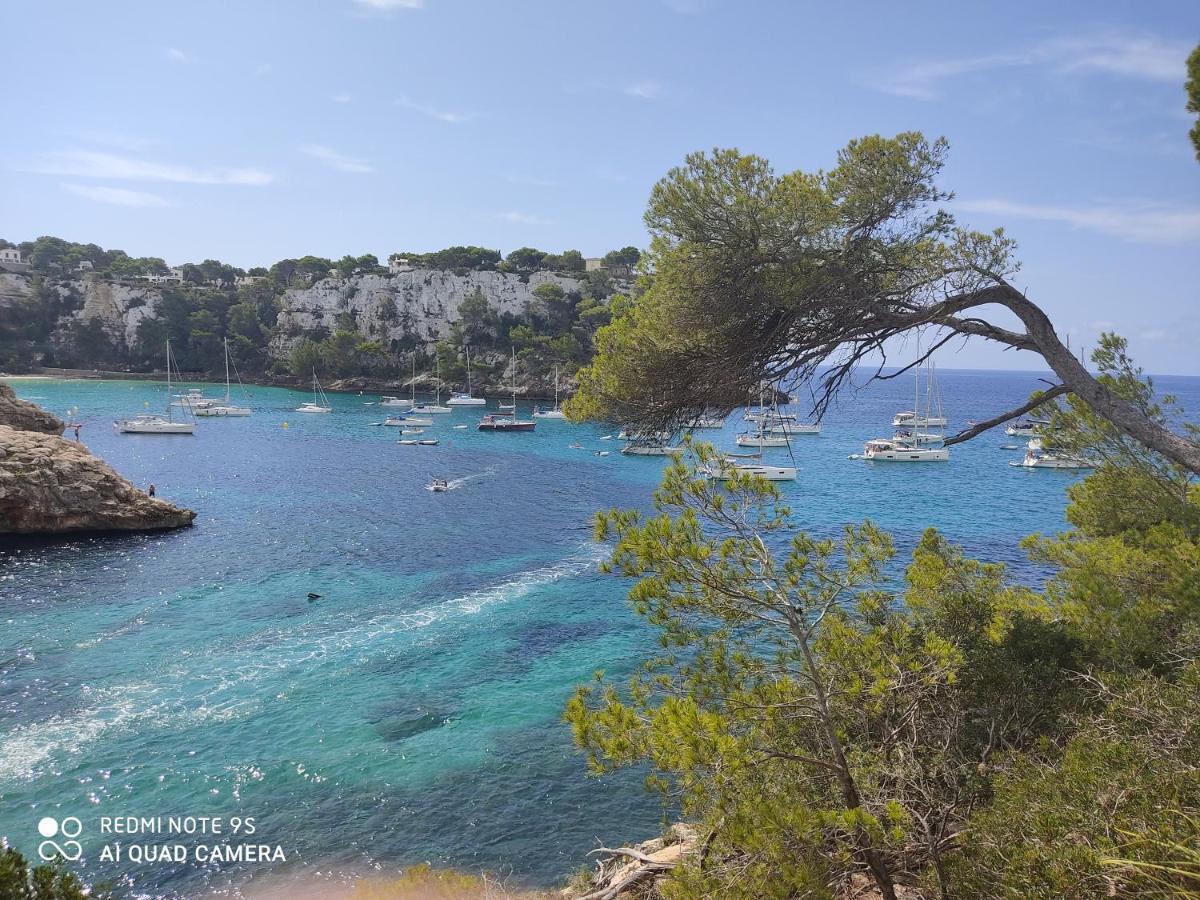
[385,415,434,427]
[401,427,425,435]
[397,438,439,446]
[429,478,450,492]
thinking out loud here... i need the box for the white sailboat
[413,356,451,413]
[705,455,797,481]
[865,362,949,461]
[447,345,486,406]
[1013,438,1096,469]
[295,370,332,413]
[533,364,567,418]
[479,347,537,432]
[379,395,413,408]
[194,338,251,417]
[172,388,217,410]
[891,363,948,428]
[115,340,196,434]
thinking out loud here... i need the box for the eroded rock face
[0,425,195,534]
[0,383,65,434]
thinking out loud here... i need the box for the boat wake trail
[426,466,497,491]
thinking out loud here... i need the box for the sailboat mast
[465,345,472,395]
[554,364,559,408]
[511,346,517,413]
[224,337,231,403]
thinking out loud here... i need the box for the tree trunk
[996,286,1200,475]
[791,619,899,900]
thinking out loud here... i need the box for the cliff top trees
[566,134,1200,474]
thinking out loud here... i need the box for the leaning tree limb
[942,384,1070,446]
[980,276,1200,475]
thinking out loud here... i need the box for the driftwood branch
[942,384,1069,446]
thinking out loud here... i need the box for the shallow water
[2,370,1196,897]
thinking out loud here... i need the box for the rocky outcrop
[0,382,195,535]
[0,426,196,534]
[0,383,64,434]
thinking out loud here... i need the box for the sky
[3,0,1198,373]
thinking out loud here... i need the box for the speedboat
[385,415,433,427]
[429,478,450,491]
[380,395,414,408]
[397,438,439,446]
[862,438,949,462]
[114,414,195,435]
[400,427,425,435]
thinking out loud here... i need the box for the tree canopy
[565,134,1200,474]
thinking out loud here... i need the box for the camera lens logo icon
[37,816,83,861]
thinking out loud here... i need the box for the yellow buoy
[283,421,289,429]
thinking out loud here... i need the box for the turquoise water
[2,371,1197,897]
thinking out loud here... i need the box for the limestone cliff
[0,383,195,535]
[268,269,599,358]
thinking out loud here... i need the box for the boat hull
[621,445,683,456]
[478,419,536,432]
[194,406,251,417]
[115,420,195,434]
[865,448,949,462]
[385,417,433,427]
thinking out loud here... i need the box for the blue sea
[2,370,1197,897]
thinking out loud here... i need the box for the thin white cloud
[165,47,192,64]
[254,62,272,76]
[1140,328,1168,341]
[956,198,1200,246]
[496,211,554,226]
[624,79,664,100]
[331,93,353,104]
[396,95,471,124]
[300,144,374,174]
[879,30,1189,100]
[507,174,559,188]
[26,150,274,186]
[352,0,423,10]
[63,183,169,208]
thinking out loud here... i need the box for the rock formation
[0,383,195,535]
[0,382,64,434]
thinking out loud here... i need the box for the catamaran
[447,345,486,406]
[115,340,196,434]
[295,370,332,413]
[479,347,536,432]
[533,365,567,418]
[194,338,251,417]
